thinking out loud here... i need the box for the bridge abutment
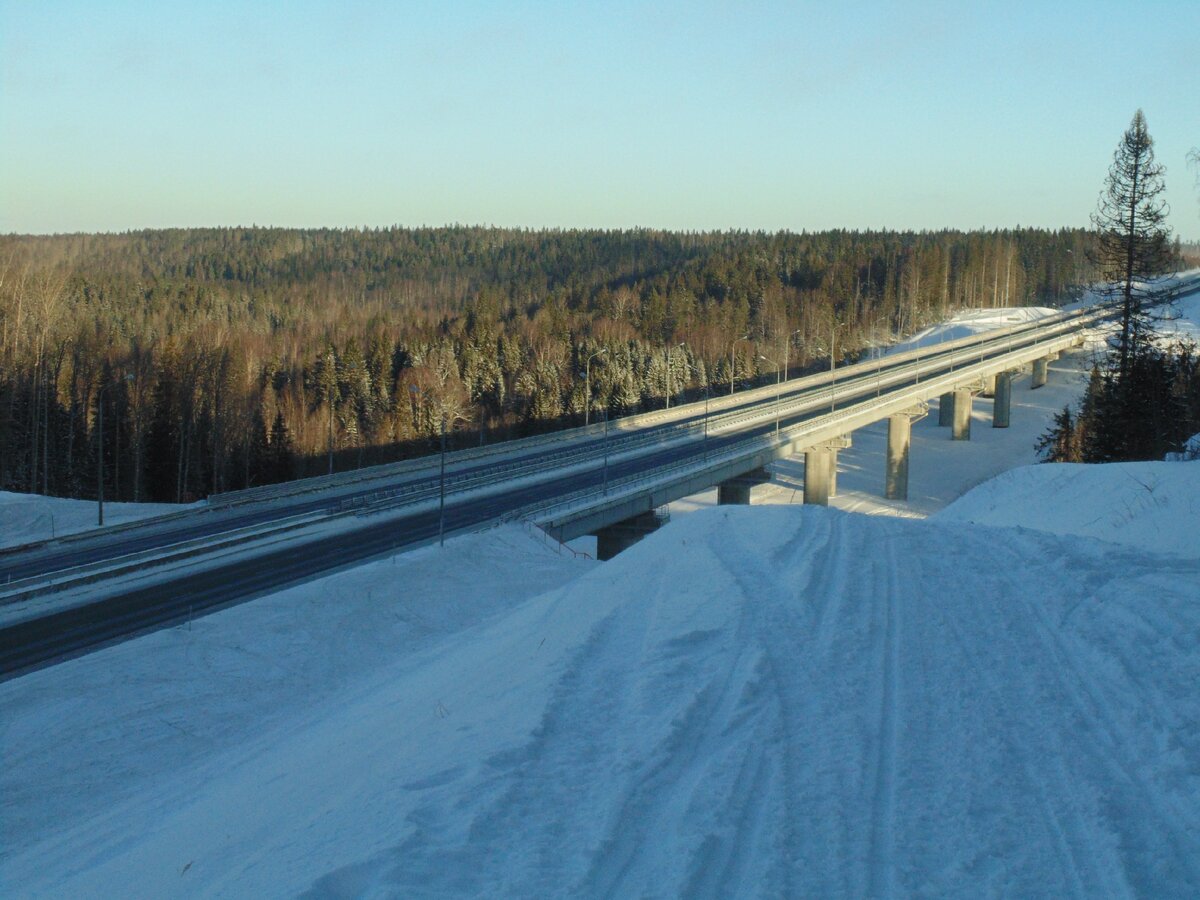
[716,468,771,505]
[593,510,668,561]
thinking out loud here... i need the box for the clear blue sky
[3,0,1198,237]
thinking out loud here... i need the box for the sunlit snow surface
[3,503,1198,896]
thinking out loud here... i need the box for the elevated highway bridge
[3,275,1198,678]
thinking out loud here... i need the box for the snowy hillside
[0,490,193,550]
[3,505,1198,896]
[938,460,1200,559]
[886,305,1060,353]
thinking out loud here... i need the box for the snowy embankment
[3,494,1199,895]
[0,490,193,550]
[939,461,1200,559]
[888,305,1060,353]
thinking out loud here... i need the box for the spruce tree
[1090,109,1174,380]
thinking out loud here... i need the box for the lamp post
[829,321,845,414]
[97,373,134,526]
[782,328,802,382]
[602,407,610,495]
[438,413,447,547]
[409,385,452,547]
[686,362,711,457]
[729,333,750,396]
[584,348,607,426]
[758,353,782,437]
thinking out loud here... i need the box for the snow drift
[0,490,192,550]
[937,460,1200,560]
[5,506,1197,897]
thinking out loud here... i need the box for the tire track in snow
[868,539,902,899]
[580,539,776,897]
[1012,581,1200,892]
[926,540,1106,897]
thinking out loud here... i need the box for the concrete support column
[952,389,973,440]
[886,414,912,500]
[803,449,832,506]
[993,372,1012,428]
[716,467,770,505]
[1031,357,1049,389]
[981,373,997,397]
[594,510,666,561]
[938,392,954,426]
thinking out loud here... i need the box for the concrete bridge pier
[993,371,1013,428]
[885,405,926,500]
[804,436,851,506]
[1031,357,1049,388]
[717,468,771,505]
[952,388,974,440]
[593,510,668,561]
[803,449,832,506]
[938,392,954,426]
[981,373,997,397]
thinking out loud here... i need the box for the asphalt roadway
[0,319,1077,678]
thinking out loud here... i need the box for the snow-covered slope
[937,460,1200,559]
[3,506,1197,896]
[886,306,1060,353]
[0,490,192,550]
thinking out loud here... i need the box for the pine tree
[1090,109,1174,380]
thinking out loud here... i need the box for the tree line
[1,225,1105,503]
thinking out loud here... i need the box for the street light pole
[584,348,607,427]
[728,333,750,396]
[439,414,447,547]
[602,408,610,495]
[829,321,845,415]
[686,362,710,458]
[783,328,802,382]
[758,354,782,437]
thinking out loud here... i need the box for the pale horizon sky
[3,1,1198,239]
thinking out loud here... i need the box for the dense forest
[0,226,1108,503]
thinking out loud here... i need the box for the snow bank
[1167,432,1200,462]
[4,507,1197,896]
[0,491,192,550]
[937,461,1200,559]
[1161,287,1200,346]
[0,523,593,887]
[886,306,1060,355]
